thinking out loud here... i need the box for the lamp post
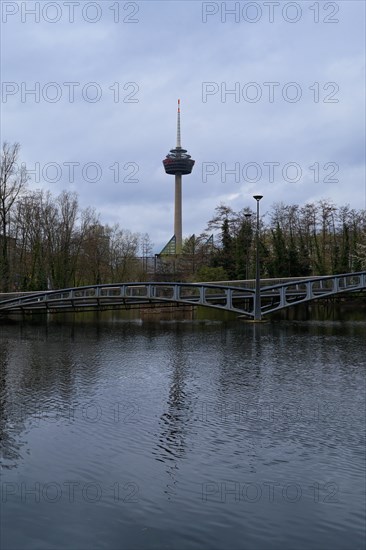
[253,195,263,321]
[244,213,252,280]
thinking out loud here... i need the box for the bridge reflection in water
[0,272,365,320]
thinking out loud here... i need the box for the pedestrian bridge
[0,272,365,319]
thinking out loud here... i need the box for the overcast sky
[1,0,365,251]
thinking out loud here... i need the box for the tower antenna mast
[176,99,181,148]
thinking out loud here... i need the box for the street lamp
[244,213,252,280]
[253,195,263,321]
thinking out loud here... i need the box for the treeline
[202,202,366,281]
[0,143,153,291]
[1,142,366,291]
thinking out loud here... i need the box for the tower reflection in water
[153,333,193,500]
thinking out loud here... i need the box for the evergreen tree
[235,219,252,279]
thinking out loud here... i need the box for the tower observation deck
[162,99,195,254]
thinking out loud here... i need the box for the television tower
[163,99,195,254]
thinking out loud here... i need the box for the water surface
[1,317,365,549]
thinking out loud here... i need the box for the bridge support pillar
[254,291,261,321]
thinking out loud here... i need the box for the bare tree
[0,142,28,290]
[206,203,238,234]
[109,225,140,281]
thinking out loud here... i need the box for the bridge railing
[1,274,364,302]
[263,272,366,291]
[195,276,321,289]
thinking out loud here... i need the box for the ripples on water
[0,317,365,550]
